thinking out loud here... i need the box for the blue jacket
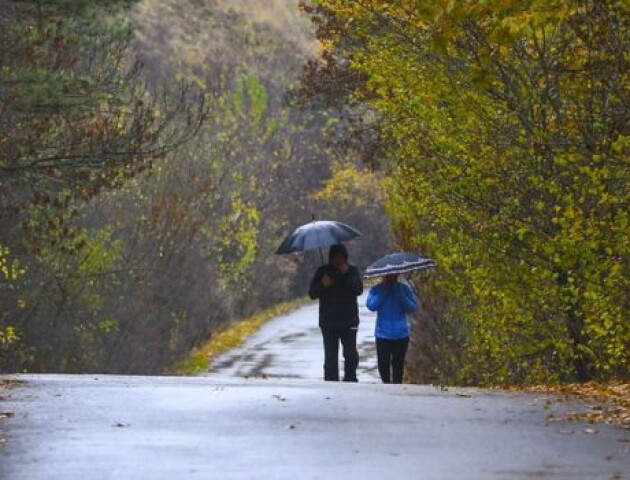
[366,281,419,339]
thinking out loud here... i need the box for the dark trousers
[376,337,410,384]
[321,327,359,382]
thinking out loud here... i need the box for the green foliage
[245,74,270,127]
[0,0,389,375]
[76,228,123,276]
[0,0,202,219]
[233,73,271,127]
[215,192,261,283]
[310,0,630,384]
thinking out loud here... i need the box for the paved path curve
[206,293,380,382]
[1,297,629,479]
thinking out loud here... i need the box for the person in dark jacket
[309,243,363,382]
[366,273,419,384]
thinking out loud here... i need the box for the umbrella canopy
[275,220,361,255]
[364,252,436,278]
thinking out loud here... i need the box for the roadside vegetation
[0,0,391,375]
[299,0,630,386]
[2,0,628,399]
[172,297,310,375]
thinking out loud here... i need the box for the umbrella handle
[313,213,324,264]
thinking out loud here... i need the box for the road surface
[205,293,380,381]
[1,296,628,479]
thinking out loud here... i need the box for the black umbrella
[364,252,436,278]
[276,220,361,263]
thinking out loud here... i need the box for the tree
[1,0,394,374]
[0,0,205,371]
[303,0,630,383]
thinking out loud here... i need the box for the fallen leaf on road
[510,382,630,430]
[272,395,286,402]
[455,393,472,398]
[113,422,130,428]
[285,424,296,430]
[584,428,599,435]
[0,379,24,388]
[0,412,14,419]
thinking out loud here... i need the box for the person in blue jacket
[366,273,419,384]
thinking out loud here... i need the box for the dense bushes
[0,0,391,373]
[303,0,630,384]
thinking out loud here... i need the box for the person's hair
[328,243,348,262]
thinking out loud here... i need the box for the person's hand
[322,274,335,287]
[338,262,349,275]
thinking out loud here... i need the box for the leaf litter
[511,382,630,430]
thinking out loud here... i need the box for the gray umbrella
[275,220,361,263]
[364,252,436,278]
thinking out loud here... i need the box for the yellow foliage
[312,163,385,208]
[0,326,19,347]
[314,0,630,383]
[0,245,26,282]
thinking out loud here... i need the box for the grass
[172,297,312,375]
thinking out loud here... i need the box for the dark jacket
[308,264,363,329]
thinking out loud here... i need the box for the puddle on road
[208,298,380,382]
[243,353,275,377]
[278,332,308,343]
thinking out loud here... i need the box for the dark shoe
[342,377,358,382]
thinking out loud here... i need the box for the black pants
[376,337,409,384]
[321,327,359,382]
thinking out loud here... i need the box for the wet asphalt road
[1,296,629,479]
[206,293,380,382]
